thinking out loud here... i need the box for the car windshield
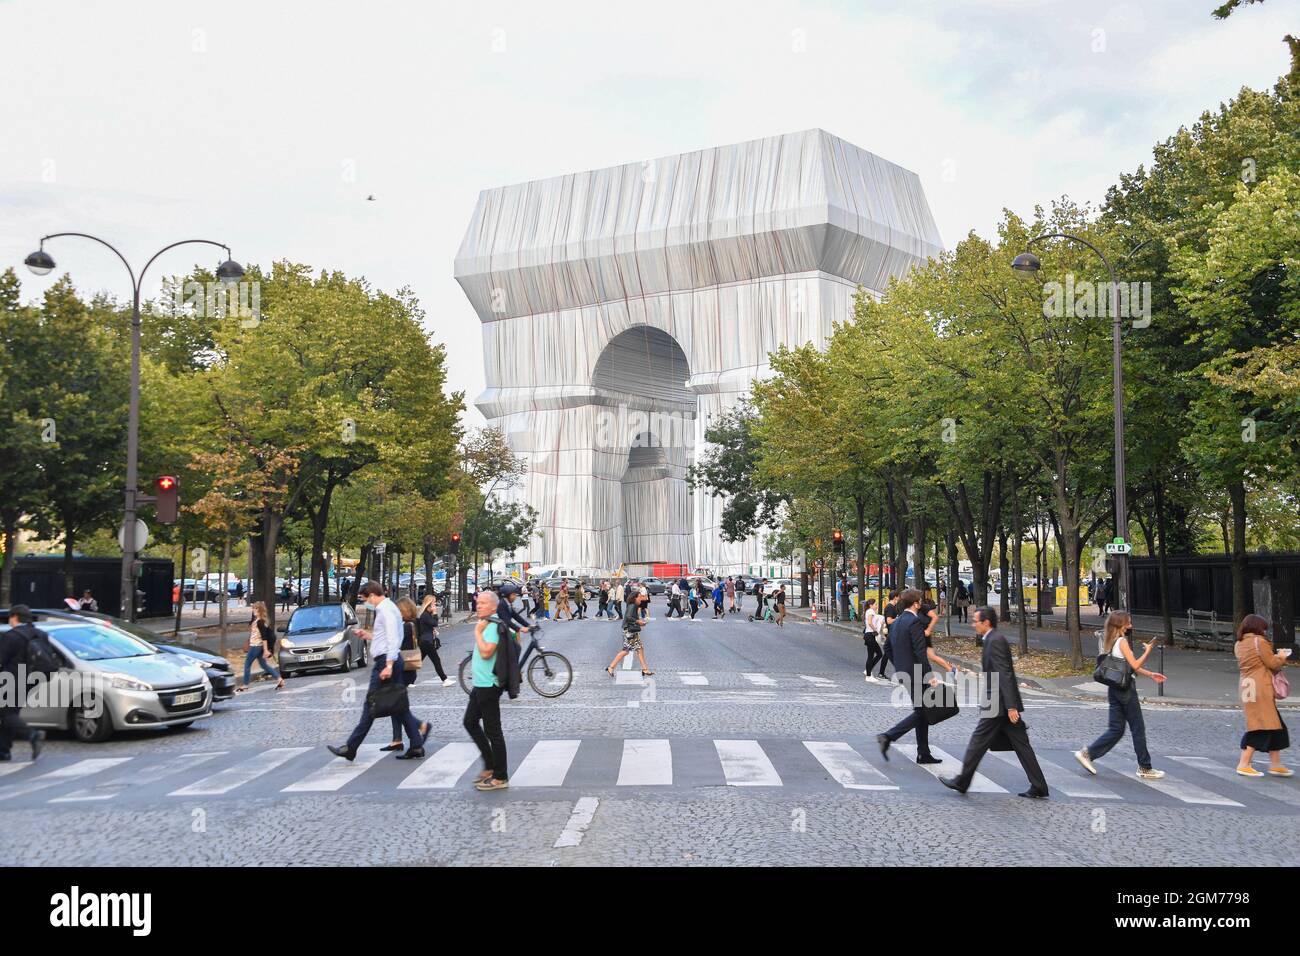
[81,613,160,648]
[288,605,345,634]
[45,624,156,662]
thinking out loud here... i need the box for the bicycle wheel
[458,654,472,695]
[527,651,573,698]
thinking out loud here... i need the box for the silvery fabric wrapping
[455,129,942,574]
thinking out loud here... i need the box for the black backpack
[23,628,61,676]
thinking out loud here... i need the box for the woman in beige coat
[1234,613,1293,778]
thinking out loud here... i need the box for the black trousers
[0,705,36,756]
[954,714,1048,794]
[464,685,508,780]
[864,636,886,676]
[884,707,932,758]
[419,639,448,681]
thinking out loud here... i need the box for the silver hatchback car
[6,617,213,742]
[276,602,368,677]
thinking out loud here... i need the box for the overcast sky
[1,0,1292,422]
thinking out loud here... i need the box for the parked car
[638,577,669,596]
[70,610,237,700]
[1,610,213,742]
[276,602,367,676]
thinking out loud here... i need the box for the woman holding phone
[1075,610,1167,779]
[1234,613,1292,777]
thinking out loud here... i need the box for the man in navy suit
[941,607,1049,799]
[877,588,941,764]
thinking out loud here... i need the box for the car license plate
[173,692,202,705]
[304,653,326,662]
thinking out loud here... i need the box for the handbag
[401,645,423,671]
[1093,648,1133,690]
[368,680,409,718]
[922,678,960,725]
[1256,638,1290,700]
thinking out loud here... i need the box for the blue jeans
[243,646,279,686]
[1087,685,1152,769]
[347,656,424,752]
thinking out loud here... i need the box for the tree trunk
[854,496,866,620]
[62,521,76,599]
[998,528,1010,621]
[1229,479,1248,627]
[946,530,958,638]
[1,511,19,607]
[912,516,926,593]
[256,511,283,630]
[1011,476,1029,655]
[1054,481,1084,668]
[1154,479,1174,646]
[219,533,230,650]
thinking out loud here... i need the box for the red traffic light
[449,531,462,554]
[155,475,179,523]
[832,529,843,541]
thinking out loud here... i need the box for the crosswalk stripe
[799,675,837,687]
[0,763,31,780]
[281,745,387,793]
[715,739,782,786]
[1168,756,1300,807]
[169,747,310,796]
[0,758,132,802]
[511,740,581,787]
[280,678,347,696]
[989,751,1118,799]
[742,673,776,686]
[897,744,1007,793]
[803,741,897,790]
[621,654,635,671]
[678,672,709,686]
[52,752,227,802]
[396,742,480,789]
[617,739,672,786]
[554,797,599,848]
[1107,758,1243,807]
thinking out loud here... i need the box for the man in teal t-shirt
[464,590,508,790]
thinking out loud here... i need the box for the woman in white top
[862,598,888,683]
[1075,611,1166,779]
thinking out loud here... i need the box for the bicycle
[459,626,573,698]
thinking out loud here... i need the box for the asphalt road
[1,609,1295,866]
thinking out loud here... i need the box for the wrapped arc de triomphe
[454,129,942,576]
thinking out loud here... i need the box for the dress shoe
[940,775,967,794]
[876,734,891,761]
[327,745,356,762]
[1018,788,1049,799]
[916,755,943,765]
[395,748,425,760]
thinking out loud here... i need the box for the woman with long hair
[381,596,433,758]
[1234,613,1293,777]
[237,601,284,692]
[1075,611,1167,779]
[416,592,455,687]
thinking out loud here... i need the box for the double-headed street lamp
[25,234,243,621]
[1012,233,1129,611]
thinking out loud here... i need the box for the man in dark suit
[877,588,941,764]
[941,607,1049,799]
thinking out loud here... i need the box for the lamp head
[215,258,245,285]
[1011,251,1042,275]
[24,249,55,276]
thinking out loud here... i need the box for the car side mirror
[276,624,287,633]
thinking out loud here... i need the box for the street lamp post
[25,235,243,621]
[1012,233,1128,610]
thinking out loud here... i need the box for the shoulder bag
[1257,637,1290,700]
[1093,643,1133,690]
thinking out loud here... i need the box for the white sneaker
[1074,749,1097,775]
[442,678,456,687]
[1136,767,1165,780]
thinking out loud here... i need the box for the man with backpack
[0,605,46,762]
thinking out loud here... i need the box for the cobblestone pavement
[2,611,1295,866]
